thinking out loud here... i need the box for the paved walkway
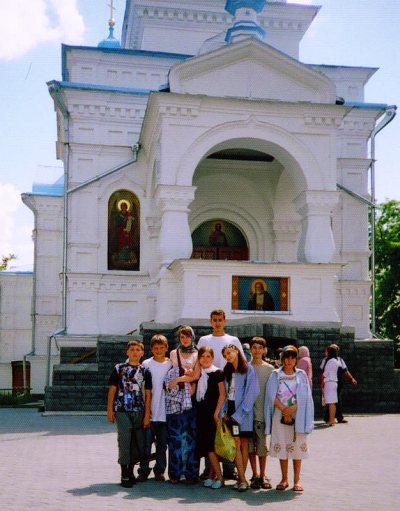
[0,409,399,511]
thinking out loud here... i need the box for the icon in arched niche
[191,220,248,260]
[108,190,140,270]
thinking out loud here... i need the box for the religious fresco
[108,190,140,270]
[231,276,289,312]
[191,220,248,260]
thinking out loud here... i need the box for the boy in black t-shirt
[107,340,152,487]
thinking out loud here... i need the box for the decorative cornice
[158,104,200,118]
[339,118,375,135]
[295,190,340,216]
[68,276,150,291]
[304,115,343,128]
[134,5,309,32]
[272,221,300,243]
[136,7,231,24]
[337,281,371,296]
[155,185,197,212]
[146,216,162,238]
[69,102,147,121]
[337,158,372,171]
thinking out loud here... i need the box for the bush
[0,391,30,406]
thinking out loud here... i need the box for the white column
[155,184,197,266]
[272,221,301,262]
[295,191,340,263]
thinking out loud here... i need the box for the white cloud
[0,183,33,270]
[0,0,84,60]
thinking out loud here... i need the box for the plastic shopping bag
[215,419,236,462]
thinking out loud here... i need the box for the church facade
[17,0,394,395]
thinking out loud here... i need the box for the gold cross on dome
[108,0,116,21]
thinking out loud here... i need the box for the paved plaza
[0,408,399,511]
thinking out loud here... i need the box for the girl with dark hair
[196,346,226,489]
[265,345,314,492]
[221,344,260,491]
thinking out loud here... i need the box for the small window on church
[191,220,248,261]
[108,190,140,271]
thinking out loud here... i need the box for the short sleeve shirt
[277,373,297,407]
[109,363,152,412]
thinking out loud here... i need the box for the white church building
[1,0,397,397]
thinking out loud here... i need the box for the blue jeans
[166,409,199,480]
[139,421,168,476]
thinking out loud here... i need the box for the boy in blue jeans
[107,340,151,488]
[138,334,172,481]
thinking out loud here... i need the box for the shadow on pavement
[67,480,299,505]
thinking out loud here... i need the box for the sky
[0,0,399,271]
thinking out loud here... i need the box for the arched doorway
[191,219,248,260]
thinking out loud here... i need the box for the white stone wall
[156,260,341,325]
[29,0,384,388]
[0,273,33,389]
[122,0,318,60]
[22,194,64,356]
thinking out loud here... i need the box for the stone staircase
[45,337,134,412]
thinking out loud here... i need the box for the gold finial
[108,0,116,26]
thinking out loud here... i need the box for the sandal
[293,484,304,492]
[260,477,272,490]
[250,477,261,489]
[276,482,289,491]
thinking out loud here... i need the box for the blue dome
[225,0,267,16]
[98,25,121,49]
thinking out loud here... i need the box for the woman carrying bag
[264,345,314,492]
[221,344,260,492]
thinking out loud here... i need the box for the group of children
[107,308,311,492]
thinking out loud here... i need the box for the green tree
[374,200,400,366]
[0,253,16,270]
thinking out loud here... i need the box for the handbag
[280,416,295,426]
[215,419,236,462]
[280,380,296,426]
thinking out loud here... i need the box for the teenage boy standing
[138,334,172,481]
[107,340,151,488]
[248,337,274,489]
[197,309,243,368]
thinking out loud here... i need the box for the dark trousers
[115,411,145,466]
[139,421,168,476]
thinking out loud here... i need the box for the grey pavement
[0,409,399,511]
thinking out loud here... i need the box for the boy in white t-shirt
[197,309,244,369]
[138,334,172,481]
